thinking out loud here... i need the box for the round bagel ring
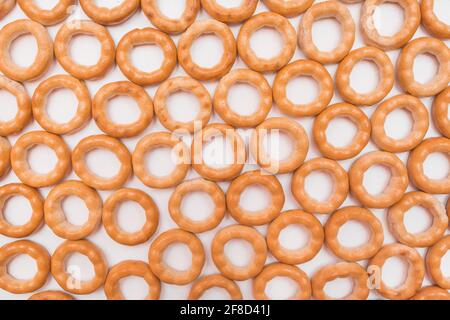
[0,19,53,81]
[214,68,272,127]
[169,179,225,233]
[54,20,115,80]
[298,1,355,64]
[250,117,309,174]
[291,157,349,214]
[80,0,139,25]
[201,0,258,23]
[178,19,236,81]
[32,74,91,135]
[397,37,450,97]
[0,183,43,238]
[369,243,425,300]
[154,76,212,133]
[253,263,311,300]
[388,191,448,247]
[267,210,324,265]
[148,229,205,285]
[371,94,429,153]
[104,260,160,300]
[361,0,421,50]
[421,0,450,38]
[263,0,313,17]
[72,134,132,190]
[412,286,450,300]
[407,137,450,194]
[311,262,369,300]
[44,180,102,240]
[325,206,384,261]
[211,225,267,281]
[432,87,450,138]
[237,12,297,72]
[273,59,333,117]
[132,132,190,189]
[313,103,371,161]
[51,240,108,295]
[0,76,31,136]
[0,0,15,19]
[189,274,242,300]
[0,240,50,294]
[226,170,285,226]
[18,0,75,25]
[0,137,11,178]
[426,235,450,289]
[11,131,71,188]
[103,188,159,246]
[336,46,394,106]
[92,81,153,138]
[349,151,409,208]
[191,123,246,181]
[116,27,177,86]
[141,0,200,34]
[29,290,75,300]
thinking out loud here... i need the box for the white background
[0,0,449,300]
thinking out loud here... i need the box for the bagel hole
[286,76,319,106]
[373,2,405,37]
[2,195,32,226]
[69,34,101,67]
[61,195,89,226]
[261,130,294,162]
[413,53,439,85]
[107,95,141,125]
[326,117,358,148]
[224,239,253,268]
[85,148,121,179]
[266,276,299,300]
[239,184,272,213]
[363,164,392,196]
[304,171,333,202]
[337,220,371,248]
[423,152,450,180]
[27,144,58,174]
[279,224,310,251]
[198,287,232,300]
[312,18,341,52]
[203,135,235,169]
[441,250,450,278]
[0,90,18,122]
[119,276,149,300]
[94,0,126,9]
[167,91,200,123]
[116,200,146,233]
[227,83,260,116]
[181,191,215,222]
[249,27,283,60]
[403,205,433,234]
[130,44,164,73]
[190,34,224,68]
[145,147,177,177]
[9,34,38,68]
[381,256,408,289]
[384,108,413,140]
[65,252,95,282]
[434,0,450,24]
[163,242,192,272]
[7,254,37,280]
[157,0,185,19]
[46,88,78,124]
[33,0,60,10]
[349,60,380,94]
[216,0,243,8]
[323,277,354,299]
